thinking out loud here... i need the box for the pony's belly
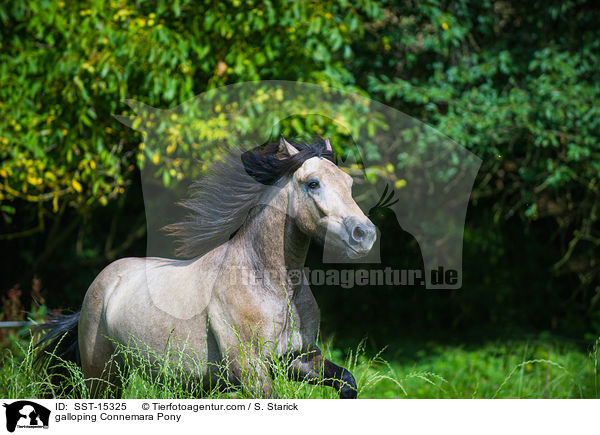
[103,279,210,374]
[108,298,208,356]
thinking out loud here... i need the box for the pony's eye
[307,180,320,189]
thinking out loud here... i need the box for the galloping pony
[36,136,376,398]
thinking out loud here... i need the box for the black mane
[241,136,334,185]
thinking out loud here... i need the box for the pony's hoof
[339,387,357,399]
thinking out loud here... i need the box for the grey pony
[36,136,376,399]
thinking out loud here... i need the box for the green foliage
[0,0,381,224]
[364,0,600,296]
[1,0,599,348]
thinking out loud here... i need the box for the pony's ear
[324,138,333,152]
[279,134,299,156]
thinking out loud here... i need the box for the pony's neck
[237,182,310,276]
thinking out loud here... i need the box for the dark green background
[1,0,599,348]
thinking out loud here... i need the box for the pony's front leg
[228,352,275,398]
[289,347,357,399]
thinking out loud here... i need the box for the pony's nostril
[352,225,366,242]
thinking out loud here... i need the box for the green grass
[366,339,598,398]
[1,333,598,399]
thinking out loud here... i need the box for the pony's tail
[34,311,81,370]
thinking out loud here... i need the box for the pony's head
[243,136,377,259]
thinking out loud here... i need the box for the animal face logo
[287,269,303,286]
[3,401,50,432]
[118,81,481,292]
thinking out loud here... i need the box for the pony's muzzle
[344,217,377,255]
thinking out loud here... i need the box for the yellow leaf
[27,175,38,185]
[52,195,59,213]
[152,153,160,164]
[394,179,407,189]
[72,179,83,193]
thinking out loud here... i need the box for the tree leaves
[0,0,382,224]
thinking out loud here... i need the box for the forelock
[241,136,335,185]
